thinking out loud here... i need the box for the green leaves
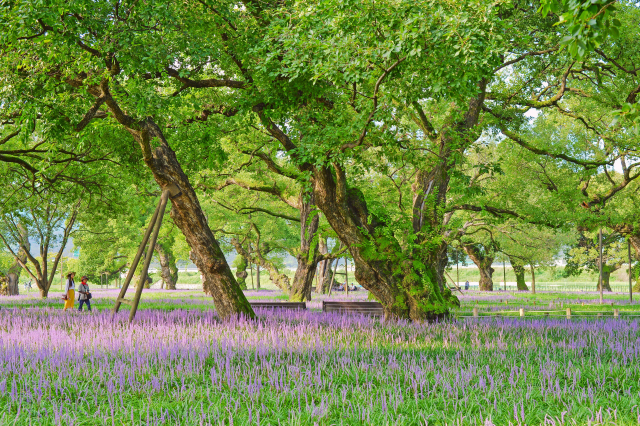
[540,0,621,59]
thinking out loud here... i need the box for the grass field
[1,289,640,424]
[31,264,634,295]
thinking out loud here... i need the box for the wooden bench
[250,302,307,310]
[322,301,384,316]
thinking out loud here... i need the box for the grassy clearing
[0,299,639,425]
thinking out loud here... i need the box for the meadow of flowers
[0,291,639,426]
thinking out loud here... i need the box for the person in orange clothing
[63,271,76,311]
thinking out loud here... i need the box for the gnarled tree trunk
[304,85,486,320]
[155,242,178,290]
[313,163,456,320]
[289,195,320,302]
[463,244,494,291]
[98,89,254,319]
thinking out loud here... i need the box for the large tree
[0,2,255,319]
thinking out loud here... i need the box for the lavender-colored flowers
[0,293,638,425]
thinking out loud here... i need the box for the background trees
[0,0,638,319]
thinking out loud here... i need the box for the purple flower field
[0,303,639,425]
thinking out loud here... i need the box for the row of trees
[0,0,639,319]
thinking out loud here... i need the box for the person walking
[63,272,76,311]
[77,276,92,312]
[464,280,470,290]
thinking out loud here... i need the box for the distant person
[63,272,76,311]
[464,280,469,290]
[77,276,92,312]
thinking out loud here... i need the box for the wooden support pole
[519,308,524,317]
[345,257,349,296]
[599,228,603,305]
[456,250,459,290]
[128,190,170,322]
[249,263,254,290]
[629,239,633,304]
[473,307,478,317]
[112,191,165,318]
[614,308,619,319]
[566,308,571,319]
[503,259,506,292]
[328,256,339,297]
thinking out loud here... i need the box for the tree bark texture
[97,85,254,319]
[312,163,457,320]
[289,195,320,302]
[463,244,494,291]
[304,85,486,320]
[154,242,178,290]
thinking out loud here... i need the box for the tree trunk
[600,269,612,292]
[512,263,529,291]
[597,266,614,292]
[231,240,289,292]
[256,265,261,289]
[303,83,485,320]
[316,236,332,294]
[5,224,28,296]
[155,242,178,290]
[289,194,320,302]
[312,163,457,320]
[234,255,249,290]
[530,265,536,294]
[463,244,494,291]
[99,91,254,319]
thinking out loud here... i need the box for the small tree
[0,199,80,298]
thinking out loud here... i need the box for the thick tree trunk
[511,261,529,291]
[289,195,320,302]
[155,242,178,290]
[303,82,485,320]
[463,244,494,291]
[98,89,254,319]
[137,133,252,318]
[597,267,614,292]
[312,164,456,320]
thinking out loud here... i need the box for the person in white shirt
[63,272,76,311]
[77,276,92,312]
